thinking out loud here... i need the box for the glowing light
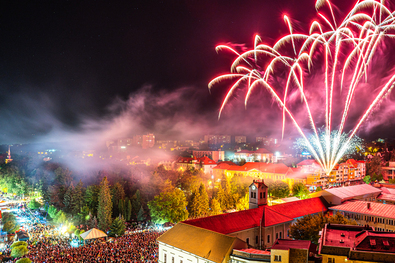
[210,0,395,175]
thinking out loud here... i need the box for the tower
[249,180,268,209]
[5,145,13,164]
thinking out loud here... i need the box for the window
[172,257,174,263]
[267,235,270,243]
[180,261,183,263]
[276,233,278,240]
[164,254,167,263]
[256,236,259,244]
[251,192,253,198]
[264,192,266,198]
[246,238,249,244]
[274,255,282,262]
[279,232,282,239]
[328,258,335,263]
[287,229,289,237]
[260,192,263,199]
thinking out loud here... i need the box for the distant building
[192,150,224,162]
[204,135,231,145]
[5,145,12,164]
[142,133,155,149]
[319,223,395,262]
[175,156,217,174]
[234,148,273,162]
[132,135,142,146]
[235,136,247,144]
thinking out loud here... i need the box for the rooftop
[324,184,381,200]
[330,200,395,219]
[271,239,313,251]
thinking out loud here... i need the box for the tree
[10,241,28,258]
[63,182,75,213]
[28,198,42,209]
[210,198,222,215]
[137,206,146,222]
[290,212,356,244]
[316,187,322,192]
[235,192,249,211]
[198,184,210,216]
[118,199,125,218]
[148,180,188,224]
[85,184,100,216]
[126,199,132,221]
[131,190,142,220]
[97,177,113,231]
[188,187,201,218]
[48,205,58,219]
[363,175,371,184]
[268,181,290,199]
[72,180,85,214]
[366,155,382,179]
[292,183,310,199]
[109,216,126,237]
[111,182,125,217]
[3,220,19,234]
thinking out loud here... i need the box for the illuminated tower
[5,145,13,164]
[249,180,268,209]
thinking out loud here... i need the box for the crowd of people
[3,222,165,263]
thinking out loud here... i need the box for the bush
[28,199,42,210]
[109,216,126,237]
[10,241,27,249]
[11,244,28,258]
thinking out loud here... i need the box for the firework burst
[209,0,395,175]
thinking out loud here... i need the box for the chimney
[367,202,371,209]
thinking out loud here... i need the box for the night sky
[0,0,394,146]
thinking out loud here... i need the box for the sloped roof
[377,193,395,202]
[297,159,320,166]
[80,228,107,240]
[324,184,381,200]
[330,201,395,219]
[157,223,247,263]
[268,197,328,219]
[197,156,216,165]
[184,197,328,234]
[271,239,313,250]
[225,163,291,175]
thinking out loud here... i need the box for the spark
[209,0,395,175]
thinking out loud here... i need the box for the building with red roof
[330,200,395,232]
[183,181,328,249]
[319,223,395,262]
[175,156,217,174]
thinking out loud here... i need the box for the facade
[319,224,395,262]
[382,162,395,181]
[175,156,217,174]
[204,135,231,145]
[235,136,247,144]
[192,150,225,163]
[157,223,248,263]
[270,239,316,263]
[330,201,395,232]
[142,133,155,149]
[233,148,273,163]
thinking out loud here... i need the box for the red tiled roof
[377,193,395,202]
[297,159,320,166]
[234,248,270,255]
[268,197,328,219]
[271,239,313,250]
[183,197,328,234]
[197,156,216,165]
[212,163,232,170]
[330,201,395,219]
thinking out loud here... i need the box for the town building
[270,239,317,263]
[233,148,273,163]
[157,222,248,263]
[192,150,225,163]
[319,223,395,262]
[330,200,395,232]
[235,136,247,144]
[310,184,382,205]
[382,161,395,181]
[203,135,231,145]
[175,156,217,174]
[183,180,328,249]
[142,133,155,149]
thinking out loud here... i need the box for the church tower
[249,180,268,209]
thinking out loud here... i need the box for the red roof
[176,156,216,165]
[297,159,320,166]
[197,156,216,165]
[225,162,291,175]
[271,239,314,251]
[330,201,395,219]
[234,248,270,255]
[183,197,328,234]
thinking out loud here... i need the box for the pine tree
[118,199,124,218]
[131,190,141,220]
[109,216,126,237]
[111,182,125,218]
[63,182,75,213]
[137,206,145,222]
[97,177,113,231]
[126,199,132,221]
[188,187,201,218]
[72,180,85,214]
[210,198,222,215]
[198,183,210,217]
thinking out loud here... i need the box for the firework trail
[209,0,395,175]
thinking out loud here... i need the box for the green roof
[157,222,248,263]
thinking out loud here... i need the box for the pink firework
[209,0,395,175]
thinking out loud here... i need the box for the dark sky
[0,0,394,146]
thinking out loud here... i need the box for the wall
[158,242,216,263]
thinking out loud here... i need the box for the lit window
[274,255,282,261]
